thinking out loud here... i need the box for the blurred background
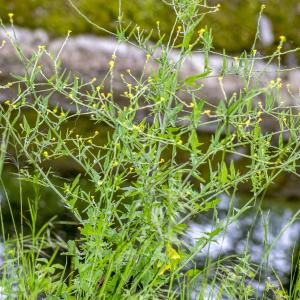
[1,0,300,62]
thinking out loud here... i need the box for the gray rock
[0,26,50,77]
[1,26,300,118]
[259,15,274,46]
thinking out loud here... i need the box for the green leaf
[204,198,221,210]
[182,68,212,86]
[227,98,242,116]
[185,269,200,277]
[189,129,200,151]
[230,160,236,179]
[220,162,228,184]
[71,174,81,191]
[22,116,31,135]
[205,227,222,239]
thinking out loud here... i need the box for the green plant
[0,1,300,299]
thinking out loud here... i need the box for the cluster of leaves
[0,0,300,299]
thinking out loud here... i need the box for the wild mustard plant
[0,1,300,299]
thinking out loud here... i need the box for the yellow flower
[279,35,286,43]
[166,244,181,261]
[38,45,45,51]
[8,13,14,19]
[203,109,211,116]
[109,60,115,68]
[197,28,205,36]
[158,264,171,275]
[43,151,49,158]
[245,119,251,127]
[4,100,10,105]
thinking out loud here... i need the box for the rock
[48,35,152,94]
[0,26,50,77]
[259,15,274,46]
[1,26,300,124]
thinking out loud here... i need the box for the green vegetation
[2,0,300,55]
[0,0,300,298]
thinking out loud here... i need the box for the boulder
[0,26,299,117]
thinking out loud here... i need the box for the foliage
[0,0,300,299]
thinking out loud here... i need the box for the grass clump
[0,1,300,299]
